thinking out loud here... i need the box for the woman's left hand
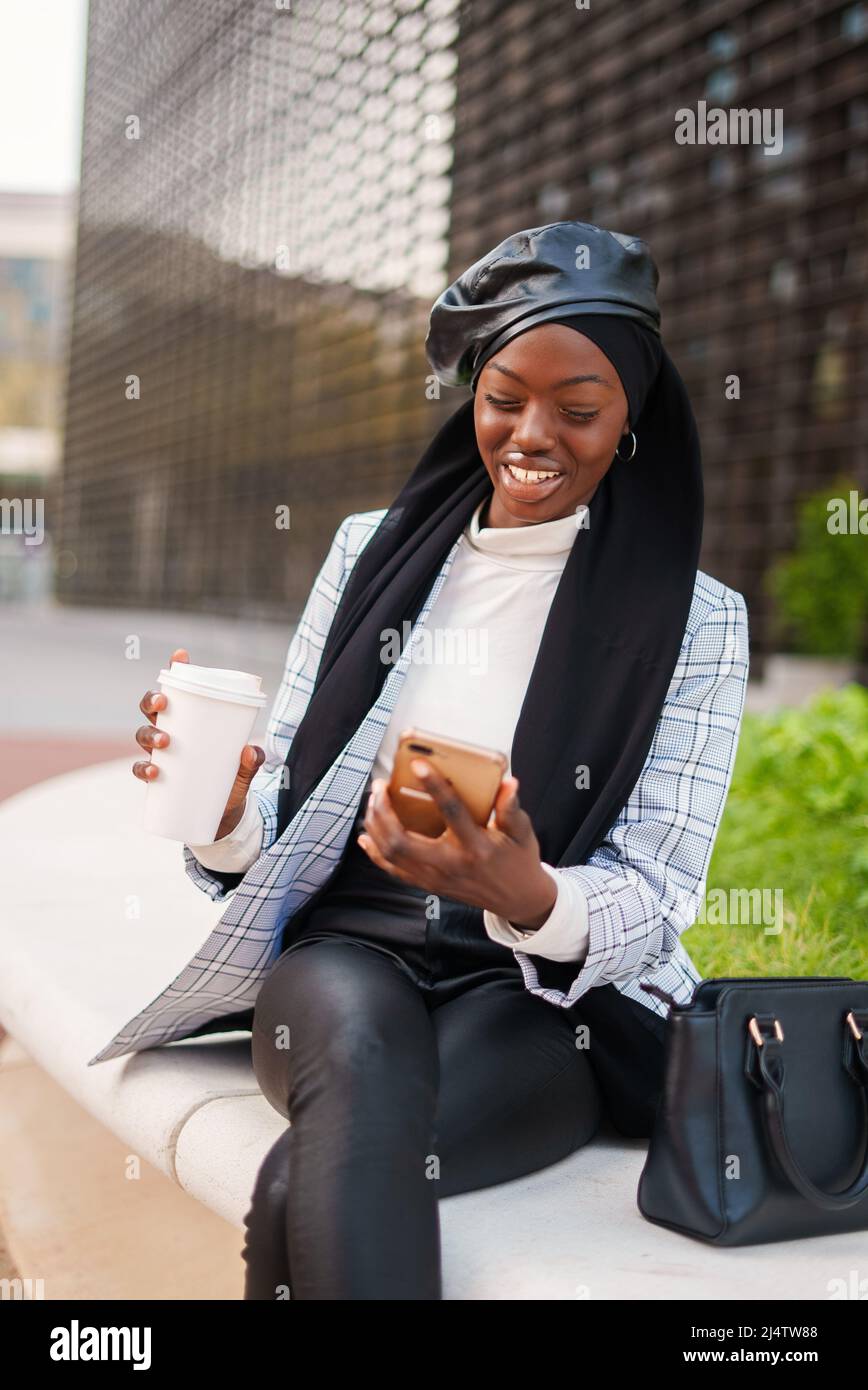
[358,759,558,930]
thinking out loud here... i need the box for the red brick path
[0,736,131,804]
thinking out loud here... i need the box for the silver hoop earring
[615,431,637,462]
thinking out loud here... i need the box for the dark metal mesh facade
[60,0,868,663]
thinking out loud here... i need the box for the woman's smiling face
[473,323,631,527]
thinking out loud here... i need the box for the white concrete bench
[0,758,857,1298]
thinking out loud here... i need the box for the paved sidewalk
[0,1032,244,1299]
[0,735,131,804]
[0,598,293,801]
[0,597,292,741]
[0,1032,22,1289]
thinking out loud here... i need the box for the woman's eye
[483,393,598,423]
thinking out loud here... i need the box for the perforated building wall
[59,0,868,665]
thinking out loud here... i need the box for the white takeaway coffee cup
[142,661,268,844]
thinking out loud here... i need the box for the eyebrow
[486,362,615,390]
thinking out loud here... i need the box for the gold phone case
[388,727,508,838]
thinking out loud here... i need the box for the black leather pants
[240,824,667,1300]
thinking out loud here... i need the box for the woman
[126,221,750,1299]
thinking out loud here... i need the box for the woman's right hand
[133,648,266,841]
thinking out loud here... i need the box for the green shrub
[687,685,868,979]
[765,475,868,658]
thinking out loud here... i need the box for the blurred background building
[54,0,868,671]
[0,189,76,599]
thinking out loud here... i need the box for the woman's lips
[498,460,566,502]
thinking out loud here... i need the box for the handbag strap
[751,1010,868,1211]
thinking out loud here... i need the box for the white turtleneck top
[188,498,591,963]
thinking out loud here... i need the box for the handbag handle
[751,1011,868,1211]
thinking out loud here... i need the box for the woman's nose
[507,403,559,452]
[506,414,559,453]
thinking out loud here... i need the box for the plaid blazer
[89,509,750,1065]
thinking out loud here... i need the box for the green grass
[686,684,868,980]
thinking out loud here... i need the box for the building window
[707,29,738,61]
[708,153,738,188]
[848,97,868,129]
[769,259,799,302]
[588,163,619,192]
[811,339,848,421]
[706,67,739,103]
[753,124,805,200]
[841,4,867,40]
[537,183,571,220]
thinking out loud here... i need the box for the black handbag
[636,976,868,1245]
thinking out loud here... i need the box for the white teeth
[505,463,560,482]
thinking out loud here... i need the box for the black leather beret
[425,220,661,391]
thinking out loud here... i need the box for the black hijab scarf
[274,311,704,892]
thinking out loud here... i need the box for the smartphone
[387,727,509,838]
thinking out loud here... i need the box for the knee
[300,1012,432,1112]
[252,944,435,1118]
[252,1005,399,1120]
[251,946,369,1088]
